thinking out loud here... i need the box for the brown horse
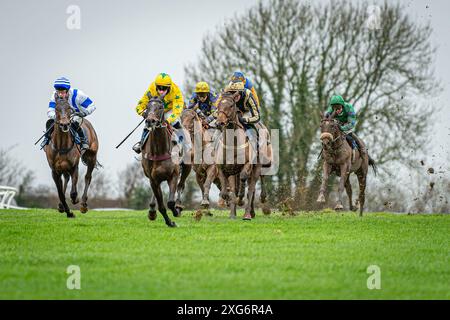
[141,96,182,227]
[316,113,377,216]
[215,91,270,220]
[44,96,98,217]
[180,108,222,213]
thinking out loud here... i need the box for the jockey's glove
[73,111,87,118]
[238,114,246,124]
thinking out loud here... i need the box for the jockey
[133,73,188,154]
[229,71,260,107]
[187,81,219,127]
[325,95,367,159]
[224,81,260,147]
[41,77,96,152]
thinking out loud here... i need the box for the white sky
[0,0,449,188]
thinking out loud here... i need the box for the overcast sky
[0,0,449,188]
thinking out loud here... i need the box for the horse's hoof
[58,204,65,213]
[243,213,252,220]
[217,198,226,208]
[220,193,229,201]
[167,221,177,228]
[262,205,271,215]
[80,206,88,214]
[201,199,209,207]
[317,195,326,203]
[67,212,75,218]
[175,206,183,217]
[148,211,157,221]
[167,201,176,210]
[205,211,213,217]
[230,215,237,220]
[334,204,344,211]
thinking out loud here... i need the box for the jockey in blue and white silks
[41,77,96,152]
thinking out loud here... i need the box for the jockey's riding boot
[352,133,367,160]
[132,128,148,154]
[76,126,89,153]
[40,119,55,149]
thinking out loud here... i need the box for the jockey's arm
[325,105,333,118]
[242,91,260,124]
[47,92,56,119]
[76,90,96,116]
[135,84,152,116]
[340,105,356,131]
[167,86,184,125]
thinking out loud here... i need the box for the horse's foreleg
[335,163,350,211]
[217,168,229,202]
[176,163,191,209]
[151,179,176,227]
[243,166,260,220]
[70,166,79,205]
[260,175,266,203]
[201,166,216,214]
[345,176,355,211]
[63,172,70,196]
[80,164,94,214]
[52,171,74,218]
[167,171,180,217]
[148,193,157,221]
[356,170,367,217]
[260,175,271,215]
[228,175,237,219]
[237,176,245,206]
[317,162,331,203]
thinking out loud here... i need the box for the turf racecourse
[0,208,448,300]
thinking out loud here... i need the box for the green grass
[0,208,448,299]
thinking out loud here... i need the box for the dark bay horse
[215,92,270,220]
[141,96,185,227]
[180,108,222,214]
[317,113,377,216]
[44,96,98,217]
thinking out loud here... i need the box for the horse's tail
[368,155,377,176]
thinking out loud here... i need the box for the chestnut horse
[44,96,98,217]
[215,92,270,220]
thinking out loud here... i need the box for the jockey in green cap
[325,95,367,159]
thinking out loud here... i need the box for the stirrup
[132,142,142,154]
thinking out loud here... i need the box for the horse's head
[145,96,165,129]
[319,112,341,147]
[215,91,241,129]
[55,95,72,133]
[181,108,199,134]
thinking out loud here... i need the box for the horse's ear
[320,111,324,119]
[147,92,152,99]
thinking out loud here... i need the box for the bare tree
[184,0,439,209]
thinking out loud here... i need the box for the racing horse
[44,95,98,217]
[317,112,377,216]
[141,96,185,227]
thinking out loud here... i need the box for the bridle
[145,99,167,130]
[320,119,344,153]
[217,94,241,129]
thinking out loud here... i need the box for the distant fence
[0,186,27,210]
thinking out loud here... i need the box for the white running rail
[0,186,26,209]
